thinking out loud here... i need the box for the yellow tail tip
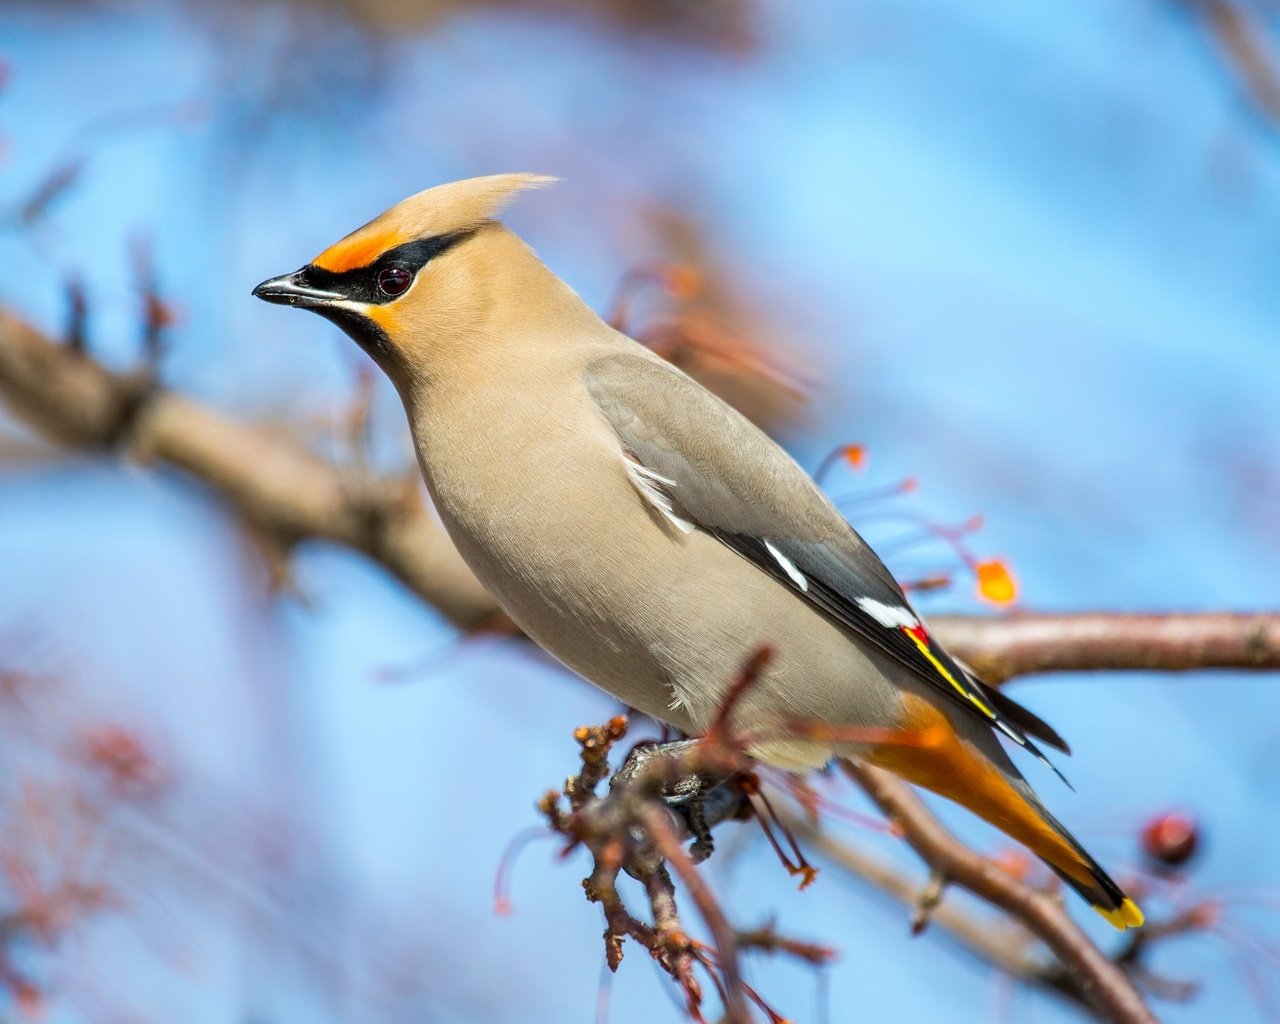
[1094,897,1145,931]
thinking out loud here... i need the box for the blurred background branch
[845,761,1156,1024]
[1,307,1276,680]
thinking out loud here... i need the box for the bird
[253,173,1143,930]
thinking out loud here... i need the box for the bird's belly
[433,482,905,765]
[425,462,665,697]
[413,401,904,765]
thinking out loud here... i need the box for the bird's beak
[252,270,344,309]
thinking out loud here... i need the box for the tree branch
[548,712,1180,1024]
[779,806,1204,1011]
[932,612,1280,684]
[843,761,1156,1024]
[778,807,1074,988]
[0,310,495,629]
[3,309,1278,684]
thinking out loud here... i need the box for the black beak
[252,269,343,309]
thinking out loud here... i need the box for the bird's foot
[612,738,735,864]
[611,738,707,801]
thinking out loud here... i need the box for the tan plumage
[254,174,1143,930]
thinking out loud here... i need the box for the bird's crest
[313,173,557,273]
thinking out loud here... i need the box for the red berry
[1141,809,1200,868]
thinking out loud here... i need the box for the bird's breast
[402,369,904,752]
[407,376,697,721]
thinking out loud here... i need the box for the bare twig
[641,806,749,1023]
[566,716,629,811]
[542,714,831,1023]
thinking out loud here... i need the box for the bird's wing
[585,351,1069,770]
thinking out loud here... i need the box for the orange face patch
[364,303,400,335]
[313,228,408,273]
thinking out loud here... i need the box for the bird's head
[253,172,557,384]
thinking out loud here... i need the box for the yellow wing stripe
[903,628,996,718]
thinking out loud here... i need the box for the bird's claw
[612,738,726,865]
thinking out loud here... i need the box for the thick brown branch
[843,761,1156,1024]
[0,310,495,630]
[4,310,1279,688]
[932,612,1280,684]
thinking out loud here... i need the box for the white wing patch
[621,453,694,534]
[855,596,919,629]
[993,718,1027,746]
[764,540,809,592]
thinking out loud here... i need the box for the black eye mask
[296,229,475,304]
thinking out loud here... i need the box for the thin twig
[642,806,749,1024]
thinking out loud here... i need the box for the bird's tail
[860,695,1143,930]
[1012,782,1145,930]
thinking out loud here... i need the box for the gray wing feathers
[584,351,1069,774]
[584,352,897,585]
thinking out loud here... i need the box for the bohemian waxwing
[254,174,1143,930]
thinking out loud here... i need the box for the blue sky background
[2,1,1279,1021]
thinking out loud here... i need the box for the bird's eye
[376,266,413,297]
